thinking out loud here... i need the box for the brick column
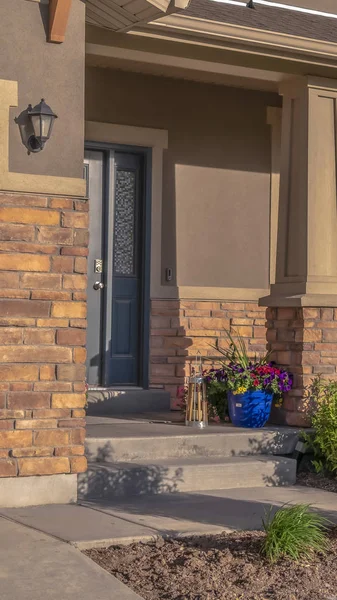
[0,192,87,500]
[260,76,337,426]
[267,306,337,426]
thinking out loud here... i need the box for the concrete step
[85,420,300,462]
[86,389,170,416]
[78,456,297,500]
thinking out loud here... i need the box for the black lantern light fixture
[27,99,58,153]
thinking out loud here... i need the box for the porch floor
[86,414,301,438]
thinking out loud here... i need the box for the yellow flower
[234,386,248,395]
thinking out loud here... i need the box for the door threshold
[88,386,144,392]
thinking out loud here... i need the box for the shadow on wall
[38,2,49,40]
[15,108,34,153]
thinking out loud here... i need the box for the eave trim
[132,13,337,62]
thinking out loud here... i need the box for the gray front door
[85,148,147,388]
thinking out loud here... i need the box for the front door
[84,147,148,388]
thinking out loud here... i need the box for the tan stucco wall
[86,67,281,289]
[0,0,85,179]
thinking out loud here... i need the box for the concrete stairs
[79,417,299,501]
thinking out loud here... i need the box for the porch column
[261,76,337,426]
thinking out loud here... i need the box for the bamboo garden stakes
[186,353,208,429]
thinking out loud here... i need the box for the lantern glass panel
[41,114,54,140]
[31,113,54,142]
[31,115,42,139]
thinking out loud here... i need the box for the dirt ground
[85,529,337,600]
[297,472,337,494]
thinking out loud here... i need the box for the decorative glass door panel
[113,170,136,277]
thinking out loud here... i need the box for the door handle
[93,281,104,290]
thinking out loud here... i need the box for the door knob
[93,281,104,290]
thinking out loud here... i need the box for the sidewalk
[2,485,337,550]
[1,485,336,600]
[0,516,142,600]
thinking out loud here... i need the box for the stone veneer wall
[0,192,87,478]
[150,300,267,407]
[266,307,337,427]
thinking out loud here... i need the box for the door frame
[85,141,152,389]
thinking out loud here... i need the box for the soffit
[85,0,189,32]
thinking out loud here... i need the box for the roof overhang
[129,13,337,68]
[85,0,190,32]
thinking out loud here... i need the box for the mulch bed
[85,529,337,600]
[297,472,337,494]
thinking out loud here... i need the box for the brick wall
[267,307,337,427]
[0,192,88,478]
[150,299,267,407]
[151,301,337,427]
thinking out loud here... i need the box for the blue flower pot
[228,390,273,428]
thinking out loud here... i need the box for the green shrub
[262,504,329,562]
[206,379,228,421]
[304,376,337,474]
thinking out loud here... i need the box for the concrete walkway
[2,485,337,550]
[0,516,142,600]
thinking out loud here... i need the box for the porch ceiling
[85,0,190,32]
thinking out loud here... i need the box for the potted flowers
[205,332,293,428]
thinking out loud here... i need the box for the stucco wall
[86,67,281,289]
[0,0,85,179]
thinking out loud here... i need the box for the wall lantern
[27,99,58,153]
